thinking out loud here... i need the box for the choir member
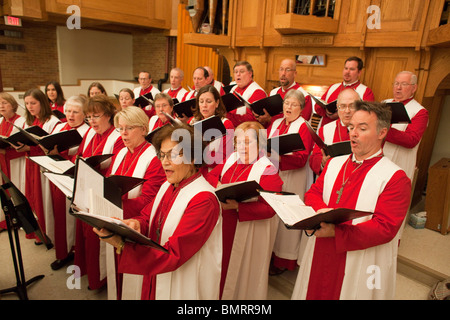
[95,123,223,300]
[383,71,429,181]
[45,81,66,114]
[47,95,90,270]
[257,58,313,126]
[228,61,267,127]
[106,106,166,299]
[163,67,188,102]
[133,71,160,118]
[74,94,124,291]
[0,92,26,231]
[15,89,61,242]
[292,101,411,300]
[87,81,107,98]
[182,67,210,102]
[190,85,234,173]
[117,88,136,110]
[268,89,314,275]
[148,93,176,132]
[206,121,283,299]
[204,66,225,95]
[309,88,361,176]
[316,56,375,127]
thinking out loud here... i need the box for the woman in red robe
[74,95,124,290]
[13,89,61,242]
[46,95,90,270]
[148,92,177,132]
[106,106,166,299]
[45,81,66,119]
[206,121,283,299]
[0,92,26,231]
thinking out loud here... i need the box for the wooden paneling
[234,0,265,46]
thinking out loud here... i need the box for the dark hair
[233,61,254,77]
[152,123,206,169]
[84,95,117,125]
[193,85,227,121]
[354,100,392,133]
[193,67,209,79]
[87,82,107,97]
[45,81,66,106]
[24,88,54,126]
[345,56,364,71]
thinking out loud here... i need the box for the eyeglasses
[393,82,413,88]
[337,103,356,111]
[234,69,248,75]
[283,101,301,108]
[279,68,296,73]
[157,148,184,162]
[85,113,105,121]
[117,126,138,133]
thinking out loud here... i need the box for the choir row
[0,56,428,300]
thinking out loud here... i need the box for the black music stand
[0,170,52,300]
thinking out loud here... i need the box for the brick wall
[132,31,176,89]
[0,21,59,92]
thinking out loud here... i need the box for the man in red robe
[292,101,411,300]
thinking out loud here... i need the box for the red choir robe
[383,98,428,180]
[118,173,222,300]
[293,153,411,300]
[134,85,160,118]
[181,89,197,102]
[206,153,283,299]
[105,141,166,300]
[227,81,267,127]
[268,115,314,271]
[74,125,125,290]
[47,122,90,261]
[309,120,350,175]
[148,114,176,133]
[270,82,313,122]
[0,114,26,230]
[164,87,188,102]
[316,81,375,127]
[24,116,61,241]
[50,101,67,122]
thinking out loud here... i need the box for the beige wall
[56,27,134,85]
[430,95,450,168]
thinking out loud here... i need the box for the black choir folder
[215,180,262,203]
[134,92,154,108]
[221,93,245,112]
[305,121,352,158]
[260,191,372,230]
[232,92,284,117]
[70,210,168,253]
[0,125,48,148]
[192,115,227,142]
[267,133,305,155]
[386,102,411,124]
[173,98,196,118]
[308,94,337,114]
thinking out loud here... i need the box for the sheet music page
[43,172,74,198]
[30,156,74,174]
[260,192,316,226]
[73,159,104,212]
[89,189,123,219]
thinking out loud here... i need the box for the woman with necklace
[95,123,223,300]
[206,121,283,299]
[46,96,90,271]
[74,94,124,291]
[105,106,166,300]
[267,89,314,276]
[190,85,234,174]
[0,92,26,231]
[14,89,61,243]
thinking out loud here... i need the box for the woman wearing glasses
[148,92,177,132]
[268,89,314,276]
[105,106,166,299]
[206,121,283,300]
[95,123,223,300]
[45,95,90,271]
[74,94,124,291]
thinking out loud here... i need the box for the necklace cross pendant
[336,186,344,204]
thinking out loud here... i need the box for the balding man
[383,71,428,180]
[182,67,210,101]
[204,66,225,95]
[164,68,188,102]
[309,88,361,175]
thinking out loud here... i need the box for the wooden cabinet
[425,158,450,235]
